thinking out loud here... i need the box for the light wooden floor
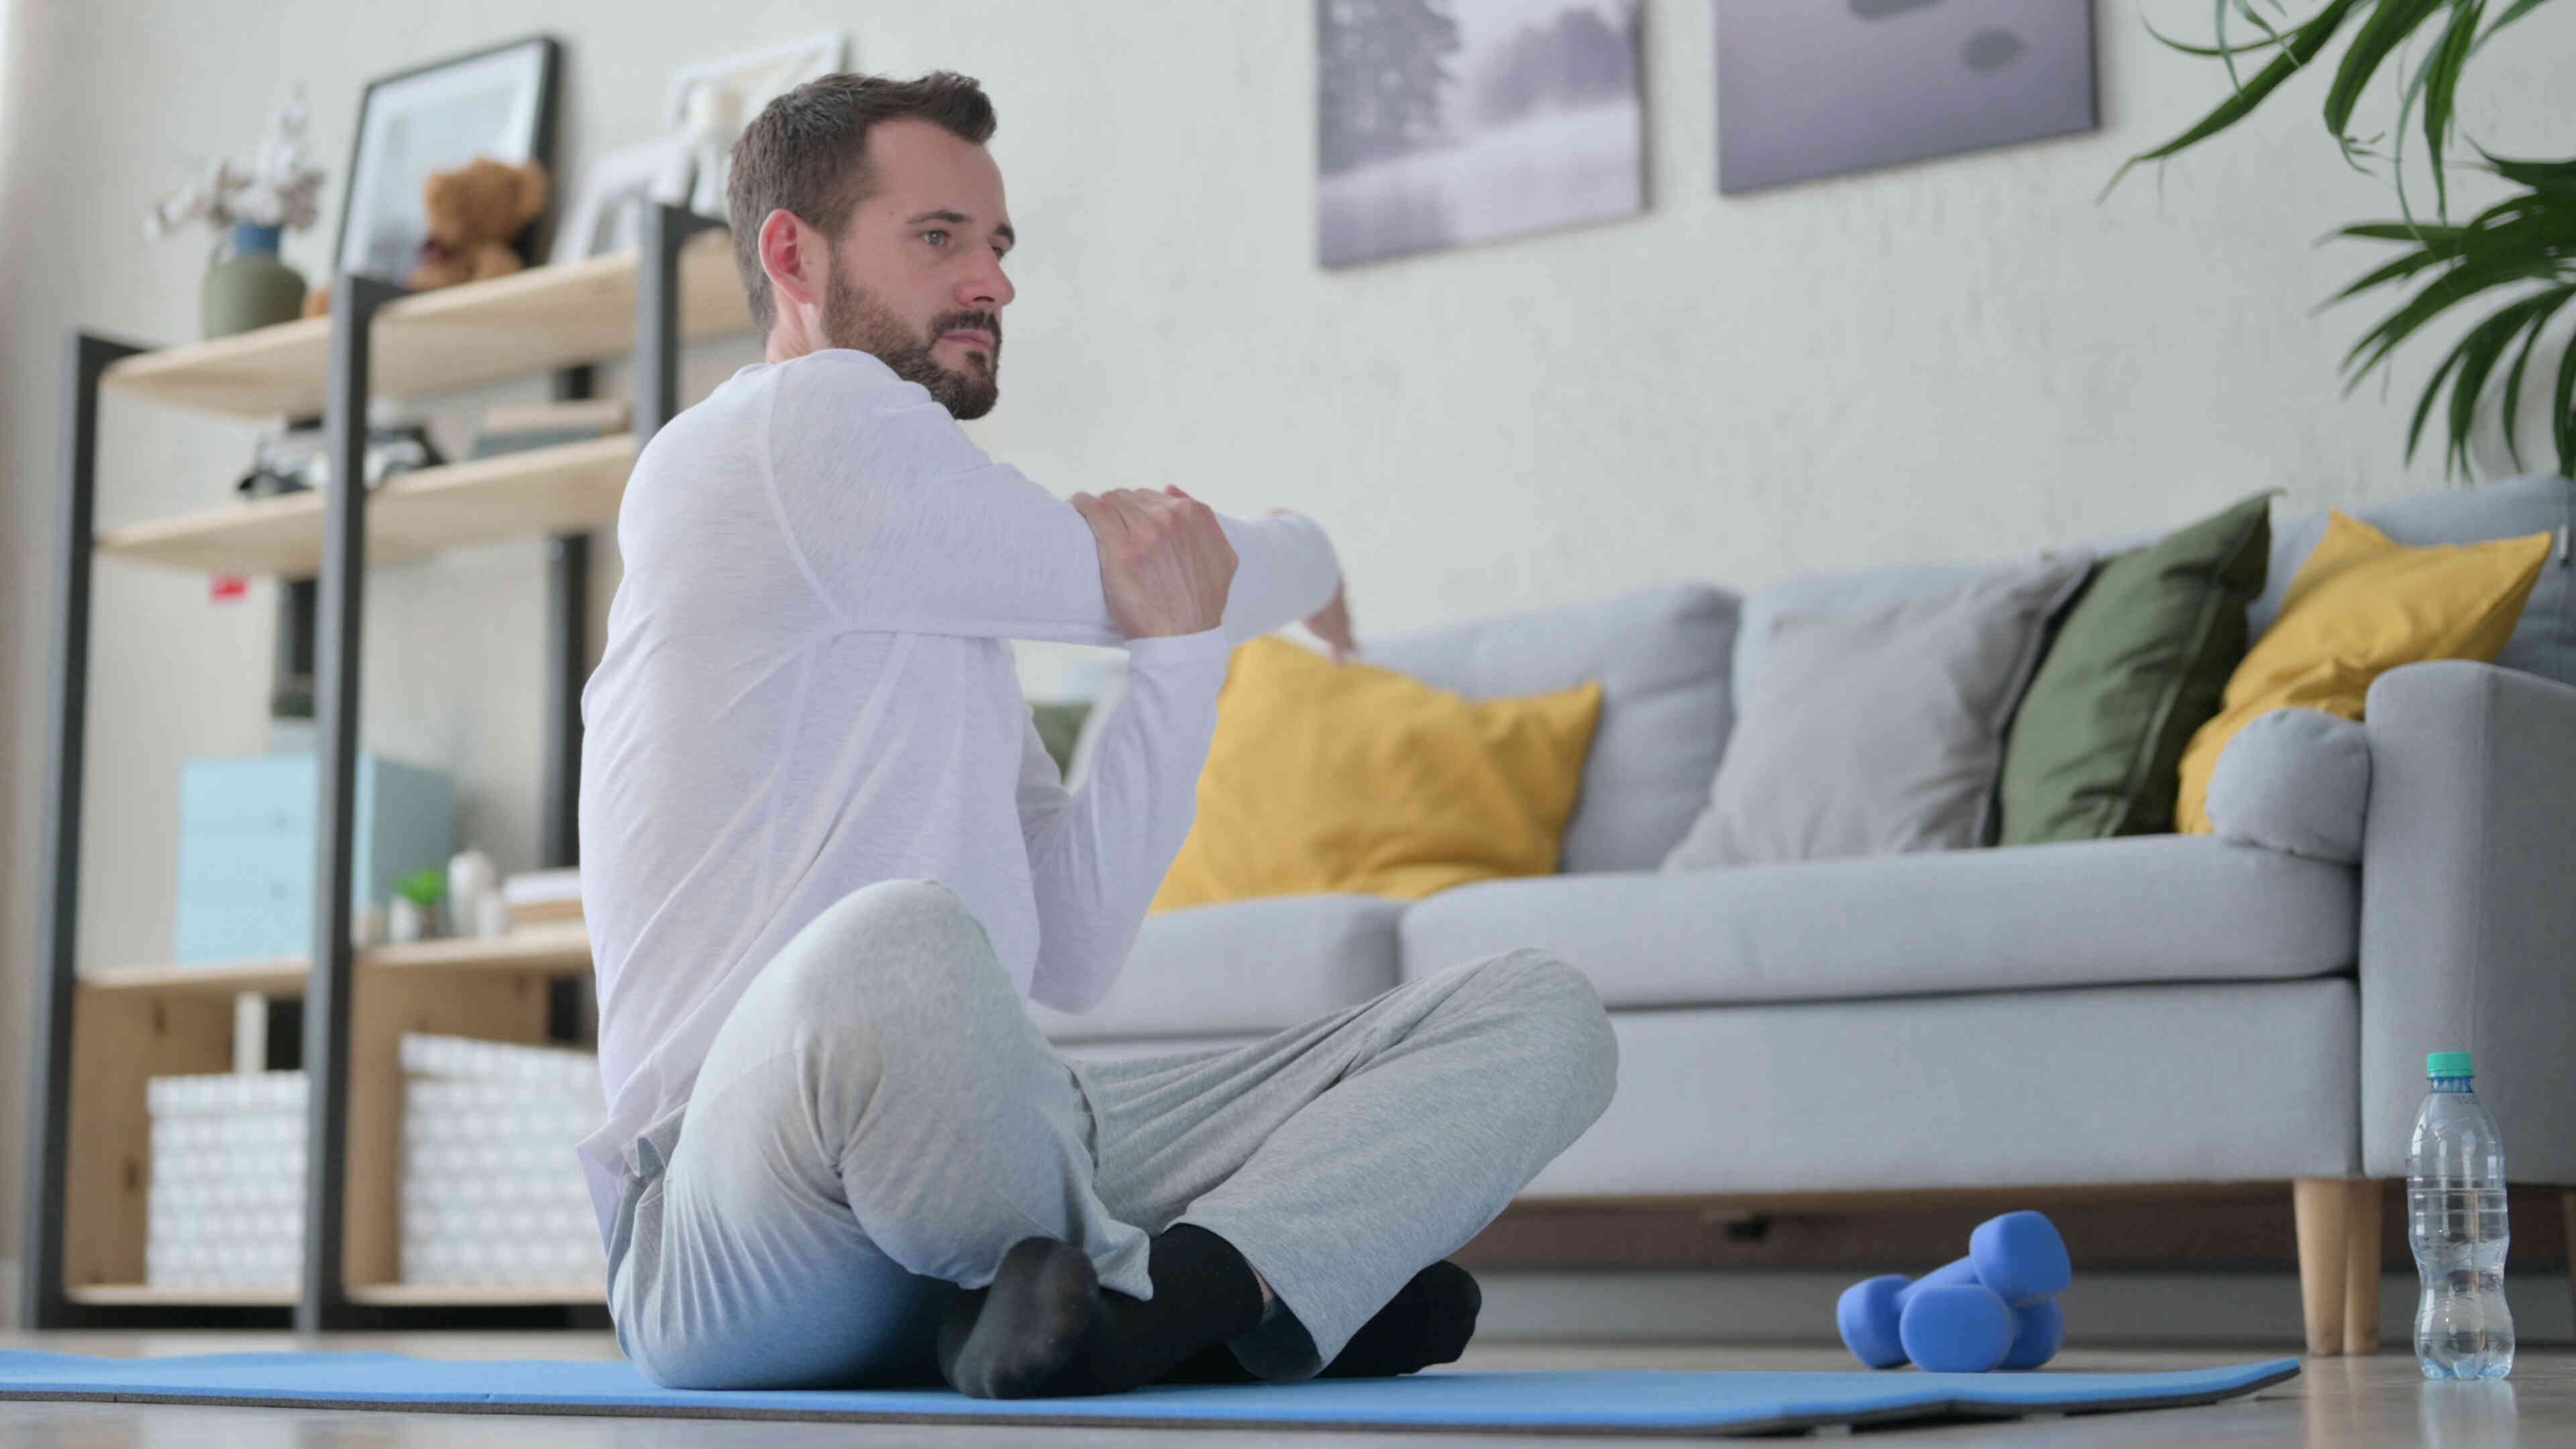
[0,1332,2561,1444]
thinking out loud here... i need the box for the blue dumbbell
[1999,1297,2066,1371]
[1837,1211,2072,1372]
[1839,1274,2014,1372]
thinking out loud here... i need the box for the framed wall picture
[548,136,696,266]
[1717,0,2097,195]
[331,35,560,285]
[1317,0,1645,269]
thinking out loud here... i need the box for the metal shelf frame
[19,203,727,1332]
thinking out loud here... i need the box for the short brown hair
[726,71,998,337]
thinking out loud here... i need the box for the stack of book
[398,1033,606,1287]
[501,866,584,928]
[144,1071,307,1290]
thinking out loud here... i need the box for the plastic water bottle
[2408,1051,2513,1380]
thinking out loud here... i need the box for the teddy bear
[303,156,550,319]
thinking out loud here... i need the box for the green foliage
[2110,0,2574,478]
[396,868,445,907]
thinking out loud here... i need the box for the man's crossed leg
[604,877,1618,1397]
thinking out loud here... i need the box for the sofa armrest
[2361,660,2576,1181]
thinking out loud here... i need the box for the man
[577,70,1617,1399]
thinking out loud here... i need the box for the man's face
[818,118,1016,419]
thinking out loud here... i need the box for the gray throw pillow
[1663,552,2092,870]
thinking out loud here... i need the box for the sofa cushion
[2176,513,2553,835]
[1666,551,2091,869]
[1361,582,1738,873]
[1519,979,2360,1195]
[2206,708,2371,864]
[1026,894,1405,1041]
[1732,562,1993,712]
[1150,637,1603,911]
[1401,836,2355,1007]
[2257,474,2574,688]
[1998,492,2273,845]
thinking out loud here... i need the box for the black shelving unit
[19,203,727,1332]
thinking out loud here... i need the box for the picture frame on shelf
[547,135,695,266]
[330,34,560,287]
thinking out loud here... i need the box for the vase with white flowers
[144,86,328,339]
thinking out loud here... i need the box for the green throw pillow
[1997,492,2273,844]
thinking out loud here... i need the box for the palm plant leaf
[2339,243,2559,382]
[2496,286,2576,468]
[2142,17,2294,58]
[2218,0,2294,85]
[2418,1,2486,215]
[2332,180,2576,472]
[2430,288,2555,471]
[2338,221,2469,244]
[2406,340,2472,464]
[2322,0,2446,147]
[2322,242,2455,305]
[2474,0,2555,50]
[2555,325,2576,468]
[2475,146,2576,193]
[2121,0,2575,476]
[2104,0,2365,199]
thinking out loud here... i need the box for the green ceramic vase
[201,223,307,339]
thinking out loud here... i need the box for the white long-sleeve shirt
[572,347,1342,1248]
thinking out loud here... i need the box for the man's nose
[958,258,1013,312]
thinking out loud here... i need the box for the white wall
[3,0,2571,1311]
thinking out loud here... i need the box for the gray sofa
[1026,476,2576,1358]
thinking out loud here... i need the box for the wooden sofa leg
[2343,1179,2383,1354]
[2292,1179,2349,1356]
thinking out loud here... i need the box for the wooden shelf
[368,920,591,974]
[98,227,747,419]
[346,1281,605,1307]
[66,1283,297,1307]
[81,922,593,997]
[96,434,638,579]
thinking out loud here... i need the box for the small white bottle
[2408,1051,2513,1380]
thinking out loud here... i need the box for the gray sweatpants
[604,877,1619,1390]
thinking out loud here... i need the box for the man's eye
[922,229,947,246]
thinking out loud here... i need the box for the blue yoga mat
[0,1348,2298,1434]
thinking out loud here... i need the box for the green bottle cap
[2427,1051,2475,1079]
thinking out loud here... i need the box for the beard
[820,268,1002,420]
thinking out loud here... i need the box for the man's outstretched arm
[769,352,1337,645]
[1017,491,1342,1013]
[1012,634,1225,1014]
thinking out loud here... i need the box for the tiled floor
[0,1333,2561,1445]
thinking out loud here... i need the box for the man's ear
[760,209,822,314]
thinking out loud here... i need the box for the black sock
[936,1224,1267,1399]
[1157,1259,1483,1383]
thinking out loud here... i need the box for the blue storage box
[174,753,455,965]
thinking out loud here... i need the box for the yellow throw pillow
[1150,636,1605,913]
[2174,511,2552,835]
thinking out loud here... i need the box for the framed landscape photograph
[1318,0,1646,268]
[331,35,559,285]
[1717,0,2096,195]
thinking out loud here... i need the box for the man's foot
[936,1226,1269,1399]
[934,1237,1103,1399]
[1156,1259,1483,1383]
